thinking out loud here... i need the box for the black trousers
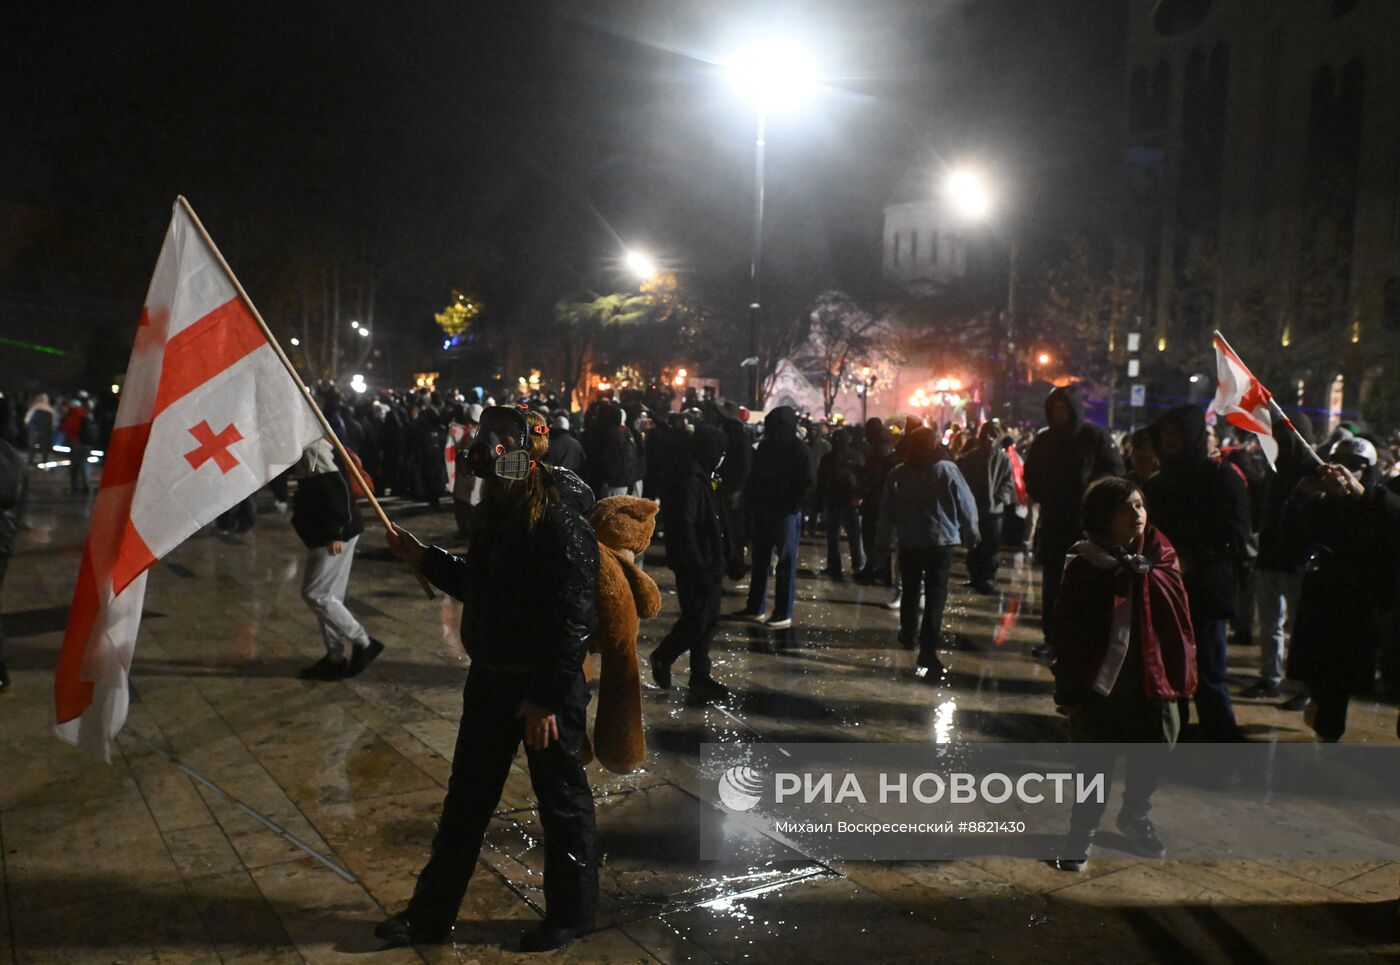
[1038,535,1074,646]
[408,665,597,931]
[653,569,722,677]
[718,489,748,580]
[824,501,864,577]
[898,546,955,667]
[966,514,1003,587]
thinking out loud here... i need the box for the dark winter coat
[817,433,864,508]
[0,439,29,557]
[1024,386,1124,548]
[957,433,1018,517]
[420,474,600,713]
[662,427,727,584]
[1285,480,1400,693]
[1142,405,1252,620]
[291,471,364,548]
[716,418,753,497]
[744,406,812,516]
[1253,427,1314,573]
[545,430,586,474]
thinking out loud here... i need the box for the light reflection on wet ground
[1,471,1397,962]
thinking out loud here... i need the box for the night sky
[3,1,1124,380]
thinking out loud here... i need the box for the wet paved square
[1,472,1396,962]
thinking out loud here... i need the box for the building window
[893,232,901,268]
[911,230,918,262]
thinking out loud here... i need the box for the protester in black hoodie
[741,406,813,628]
[715,401,753,579]
[1143,405,1249,741]
[1024,386,1123,656]
[651,426,729,698]
[817,427,865,580]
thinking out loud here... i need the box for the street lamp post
[726,38,819,409]
[748,109,766,409]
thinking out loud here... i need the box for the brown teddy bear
[583,495,661,773]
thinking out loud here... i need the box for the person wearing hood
[291,439,384,681]
[23,393,55,466]
[651,426,730,698]
[1024,386,1124,657]
[1142,405,1250,742]
[957,421,1018,594]
[740,406,813,629]
[545,412,585,475]
[874,427,979,681]
[1284,439,1400,741]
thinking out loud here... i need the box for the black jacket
[663,427,727,583]
[1142,405,1252,619]
[291,471,364,548]
[545,430,586,474]
[716,419,753,496]
[1254,426,1313,573]
[0,440,28,557]
[817,435,864,506]
[1024,385,1123,546]
[1286,480,1400,691]
[957,437,1018,517]
[421,474,599,713]
[745,406,813,516]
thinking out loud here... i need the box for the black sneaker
[690,676,730,700]
[374,912,451,947]
[1031,642,1054,659]
[1116,813,1166,858]
[1239,680,1282,700]
[1051,832,1094,873]
[1280,693,1310,712]
[346,639,385,678]
[649,651,672,690]
[519,923,592,953]
[298,654,347,681]
[913,660,949,684]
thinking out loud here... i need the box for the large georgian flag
[1212,331,1279,470]
[55,200,322,756]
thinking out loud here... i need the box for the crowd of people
[3,376,1400,939]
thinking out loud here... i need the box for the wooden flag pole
[175,196,435,599]
[1212,329,1324,469]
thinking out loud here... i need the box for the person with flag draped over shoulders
[378,405,600,953]
[1048,476,1196,873]
[1143,404,1250,742]
[1284,439,1400,742]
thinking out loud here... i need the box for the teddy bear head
[588,495,657,556]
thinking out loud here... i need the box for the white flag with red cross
[1212,332,1279,470]
[54,200,323,756]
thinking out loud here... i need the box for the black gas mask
[466,406,533,480]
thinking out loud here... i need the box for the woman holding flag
[378,405,600,952]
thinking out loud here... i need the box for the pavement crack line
[137,737,358,884]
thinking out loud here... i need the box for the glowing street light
[290,337,300,346]
[349,373,367,394]
[943,167,993,221]
[725,38,821,111]
[357,326,370,338]
[1037,352,1051,366]
[624,249,657,283]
